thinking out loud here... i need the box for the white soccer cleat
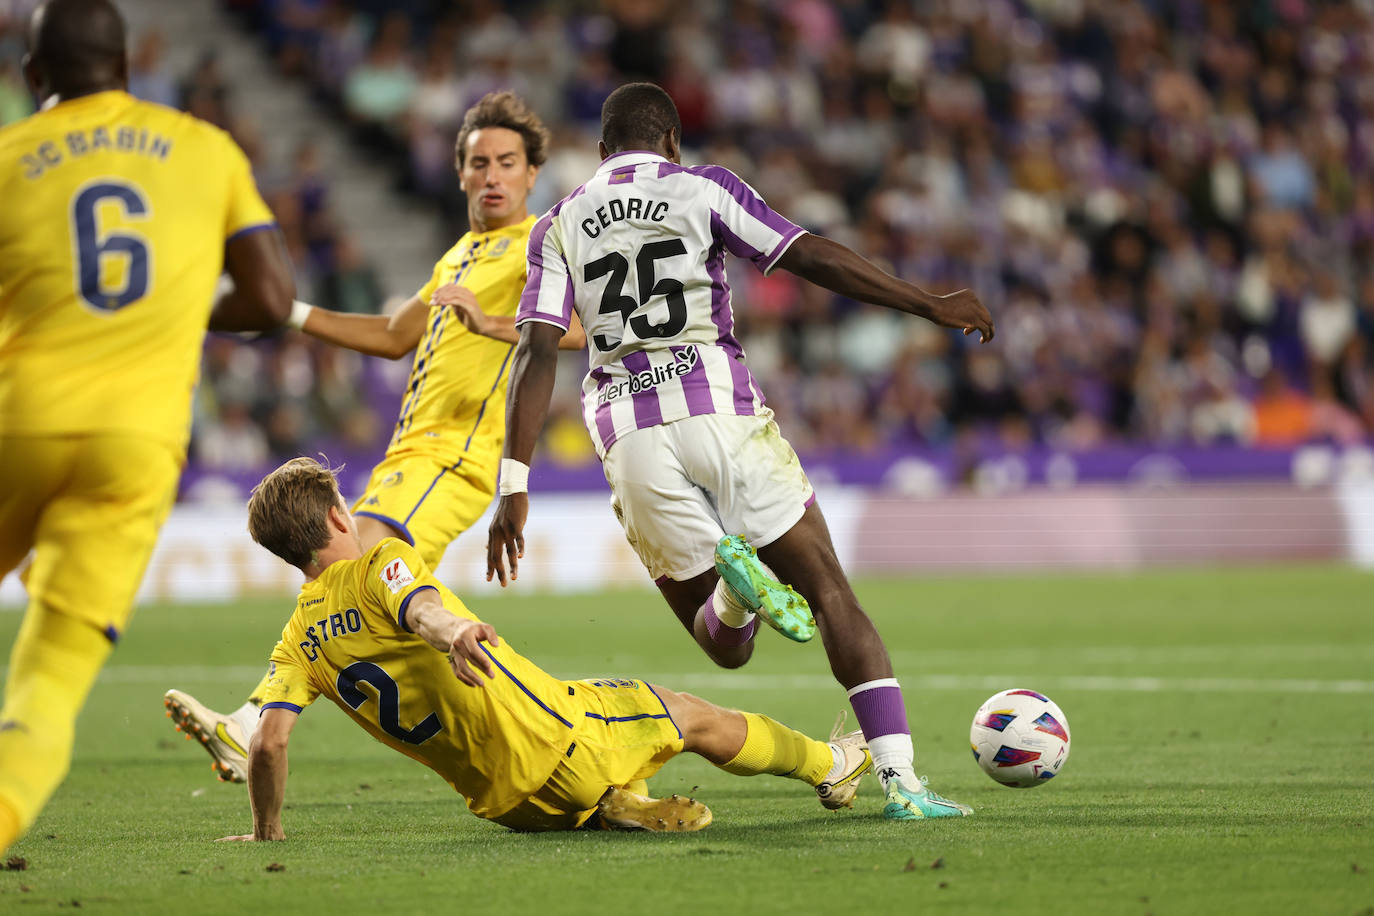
[816,714,873,810]
[163,689,250,784]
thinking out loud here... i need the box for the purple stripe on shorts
[701,594,757,648]
[804,491,816,509]
[673,346,714,416]
[848,684,911,740]
[620,351,663,429]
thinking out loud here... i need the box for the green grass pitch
[1,565,1371,915]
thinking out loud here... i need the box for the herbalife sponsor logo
[597,347,699,405]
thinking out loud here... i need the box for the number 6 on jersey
[70,179,152,312]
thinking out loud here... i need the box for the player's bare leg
[757,505,892,687]
[656,572,754,669]
[758,502,971,818]
[164,512,410,781]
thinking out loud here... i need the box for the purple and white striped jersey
[515,150,806,458]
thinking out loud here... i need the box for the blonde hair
[455,90,551,169]
[247,457,343,569]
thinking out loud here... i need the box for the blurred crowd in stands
[4,0,1374,480]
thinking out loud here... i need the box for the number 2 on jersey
[70,180,152,311]
[336,662,442,745]
[584,239,687,351]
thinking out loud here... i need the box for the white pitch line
[12,665,1368,695]
[654,673,1374,695]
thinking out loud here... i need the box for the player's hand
[486,493,528,587]
[432,284,490,335]
[446,619,501,687]
[927,289,995,343]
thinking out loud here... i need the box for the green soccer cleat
[713,535,816,643]
[882,778,974,820]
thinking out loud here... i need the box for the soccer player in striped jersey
[0,0,294,853]
[217,458,872,838]
[164,92,584,783]
[488,83,995,821]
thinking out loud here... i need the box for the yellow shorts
[0,433,181,638]
[350,451,494,569]
[492,678,685,831]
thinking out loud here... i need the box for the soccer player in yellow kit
[163,91,584,782]
[0,0,295,854]
[217,458,871,838]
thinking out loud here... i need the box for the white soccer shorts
[601,411,815,582]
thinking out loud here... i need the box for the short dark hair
[600,82,681,155]
[247,457,344,570]
[27,0,126,94]
[455,91,550,169]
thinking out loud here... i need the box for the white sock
[229,701,260,741]
[823,743,847,782]
[712,577,756,629]
[869,733,918,789]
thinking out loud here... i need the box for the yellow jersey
[389,216,535,477]
[259,538,585,819]
[0,90,275,450]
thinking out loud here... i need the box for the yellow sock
[717,712,833,786]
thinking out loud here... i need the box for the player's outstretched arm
[209,228,296,332]
[435,284,588,350]
[405,591,501,687]
[486,321,563,586]
[776,233,995,343]
[288,294,430,359]
[217,707,297,842]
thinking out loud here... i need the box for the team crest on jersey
[490,237,511,257]
[380,557,416,594]
[381,471,403,488]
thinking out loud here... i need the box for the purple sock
[846,678,910,740]
[701,594,756,647]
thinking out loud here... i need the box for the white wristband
[286,299,314,330]
[499,458,530,496]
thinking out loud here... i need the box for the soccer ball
[969,688,1071,788]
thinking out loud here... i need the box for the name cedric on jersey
[580,195,669,239]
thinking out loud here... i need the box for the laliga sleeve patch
[380,557,416,594]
